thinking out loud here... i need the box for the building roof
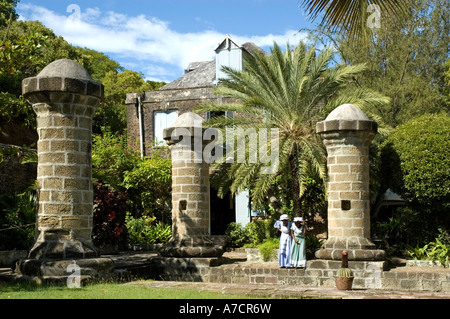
[159,60,216,90]
[159,37,265,91]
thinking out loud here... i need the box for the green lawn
[0,281,252,299]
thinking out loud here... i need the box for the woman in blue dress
[290,216,307,268]
[274,214,292,268]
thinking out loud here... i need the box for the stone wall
[125,87,232,156]
[148,258,450,292]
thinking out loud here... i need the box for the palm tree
[197,41,389,218]
[300,0,410,41]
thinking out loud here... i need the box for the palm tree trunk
[289,144,302,218]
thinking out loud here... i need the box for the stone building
[125,35,264,235]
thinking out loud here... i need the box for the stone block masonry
[315,104,385,261]
[20,59,103,261]
[159,112,223,258]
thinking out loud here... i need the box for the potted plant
[335,250,354,290]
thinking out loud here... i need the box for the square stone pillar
[315,104,385,261]
[15,59,113,278]
[159,112,223,257]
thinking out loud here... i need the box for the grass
[0,281,253,299]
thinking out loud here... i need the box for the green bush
[407,229,450,267]
[92,127,141,190]
[245,220,273,246]
[225,220,278,248]
[378,113,450,246]
[225,222,249,248]
[383,113,450,208]
[122,149,172,222]
[257,238,279,261]
[305,234,325,259]
[0,190,36,250]
[125,213,171,245]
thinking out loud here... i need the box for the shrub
[92,183,128,249]
[245,220,271,246]
[125,213,171,245]
[225,220,278,248]
[122,149,172,221]
[407,229,450,267]
[383,113,450,208]
[0,190,36,250]
[225,222,250,248]
[305,234,325,260]
[257,237,279,261]
[92,127,141,190]
[378,113,450,245]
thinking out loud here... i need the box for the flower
[107,211,116,221]
[113,226,123,237]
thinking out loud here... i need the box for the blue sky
[16,0,318,83]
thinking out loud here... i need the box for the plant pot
[335,276,354,290]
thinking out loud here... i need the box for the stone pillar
[315,104,385,261]
[16,59,113,278]
[159,112,223,258]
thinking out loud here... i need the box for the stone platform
[1,250,449,294]
[106,250,450,293]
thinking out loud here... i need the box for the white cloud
[17,3,307,82]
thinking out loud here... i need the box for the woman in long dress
[274,214,292,268]
[290,216,307,268]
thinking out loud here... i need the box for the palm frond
[300,0,410,41]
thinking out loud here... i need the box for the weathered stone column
[15,60,113,279]
[21,59,101,259]
[159,112,223,258]
[315,104,385,261]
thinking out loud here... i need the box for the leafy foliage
[407,229,450,267]
[225,220,278,248]
[125,213,171,245]
[92,183,128,248]
[92,127,141,190]
[198,40,388,218]
[257,237,279,262]
[383,113,450,207]
[94,70,165,134]
[0,190,36,250]
[123,149,172,221]
[318,0,450,128]
[299,0,409,42]
[0,92,35,129]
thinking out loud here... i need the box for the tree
[197,41,389,218]
[311,0,449,128]
[95,70,165,134]
[0,0,18,28]
[383,113,450,209]
[299,0,410,41]
[377,113,450,244]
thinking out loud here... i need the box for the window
[206,111,235,119]
[154,110,178,145]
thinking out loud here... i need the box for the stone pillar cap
[170,112,204,128]
[163,112,205,142]
[37,59,93,80]
[316,104,377,134]
[22,59,104,100]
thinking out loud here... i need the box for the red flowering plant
[92,183,128,249]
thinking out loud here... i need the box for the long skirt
[278,233,291,267]
[290,234,306,268]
